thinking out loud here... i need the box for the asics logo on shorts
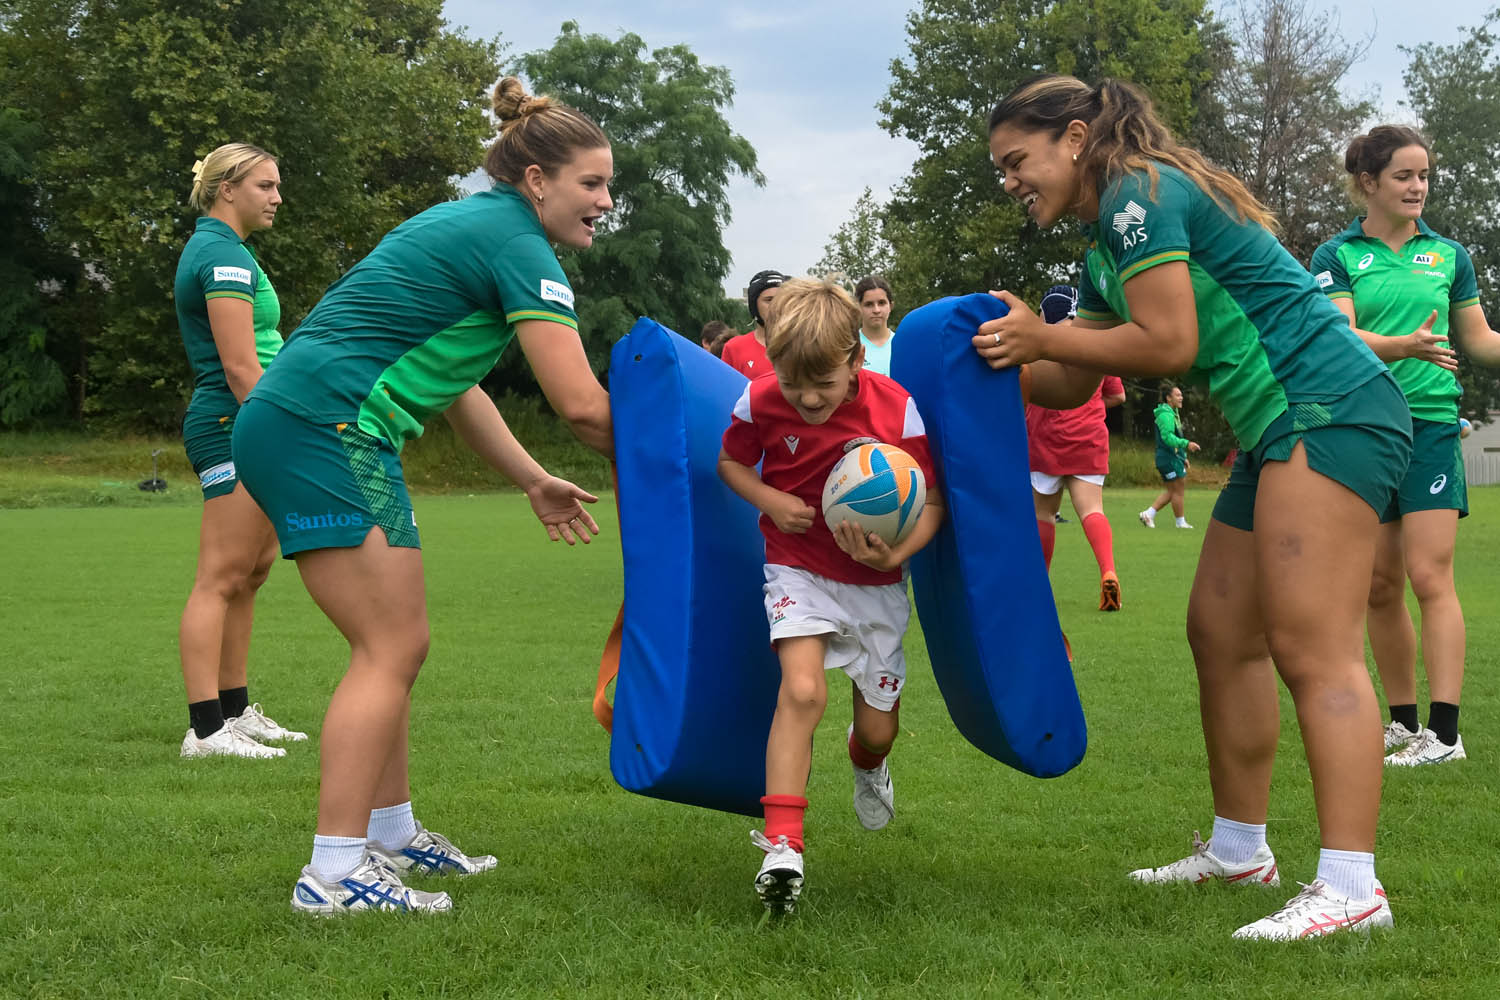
[1430,474,1448,495]
[199,462,235,488]
[285,510,365,531]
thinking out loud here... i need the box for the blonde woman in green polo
[173,143,305,760]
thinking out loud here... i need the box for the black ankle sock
[189,699,226,740]
[219,686,249,720]
[1427,702,1460,746]
[1390,704,1419,734]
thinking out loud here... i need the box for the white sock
[1175,516,1189,527]
[310,834,367,882]
[367,801,419,850]
[1208,816,1266,865]
[1317,848,1376,901]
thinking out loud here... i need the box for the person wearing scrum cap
[722,269,790,377]
[1023,284,1127,611]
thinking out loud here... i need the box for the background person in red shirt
[1024,285,1127,610]
[720,269,789,378]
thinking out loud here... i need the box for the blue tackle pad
[601,317,780,815]
[890,294,1087,777]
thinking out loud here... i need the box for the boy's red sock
[848,728,889,770]
[1037,517,1056,569]
[760,794,808,853]
[1082,512,1115,574]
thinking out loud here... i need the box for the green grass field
[4,487,1498,999]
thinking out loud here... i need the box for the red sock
[760,794,808,853]
[848,728,890,770]
[1082,512,1115,574]
[1037,517,1056,569]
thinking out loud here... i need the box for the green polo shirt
[1310,217,1478,422]
[250,184,577,448]
[1076,163,1386,451]
[174,217,284,411]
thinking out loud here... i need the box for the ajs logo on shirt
[538,279,574,309]
[213,266,253,287]
[1112,200,1148,249]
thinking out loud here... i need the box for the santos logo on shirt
[213,266,253,286]
[1315,270,1334,289]
[1112,200,1149,249]
[538,279,574,309]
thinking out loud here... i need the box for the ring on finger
[992,332,1001,346]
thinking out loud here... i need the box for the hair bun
[494,75,552,123]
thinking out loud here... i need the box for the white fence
[1463,411,1500,487]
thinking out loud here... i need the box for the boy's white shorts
[762,564,909,711]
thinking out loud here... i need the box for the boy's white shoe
[848,724,895,831]
[1175,519,1194,529]
[291,851,453,915]
[228,703,308,743]
[180,725,286,759]
[366,823,497,876]
[1138,509,1156,528]
[1385,729,1466,767]
[1128,831,1279,886]
[1382,719,1421,752]
[1232,880,1391,940]
[751,830,804,913]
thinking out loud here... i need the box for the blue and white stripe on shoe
[366,822,498,876]
[291,851,453,915]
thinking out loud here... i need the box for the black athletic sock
[189,699,226,740]
[1390,704,1419,734]
[1427,702,1460,746]
[219,686,249,720]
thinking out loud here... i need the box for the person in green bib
[1139,384,1199,529]
[1311,125,1500,768]
[976,75,1412,940]
[231,77,614,915]
[173,142,305,761]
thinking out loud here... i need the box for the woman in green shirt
[1138,384,1199,529]
[976,75,1411,940]
[1312,126,1500,767]
[172,143,303,760]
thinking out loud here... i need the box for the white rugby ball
[821,442,926,547]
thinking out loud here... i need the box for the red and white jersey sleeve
[1025,375,1122,477]
[721,370,936,586]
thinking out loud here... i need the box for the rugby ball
[822,443,926,547]
[1460,417,1472,439]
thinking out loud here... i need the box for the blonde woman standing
[174,143,304,760]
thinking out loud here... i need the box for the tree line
[817,0,1500,445]
[4,0,1499,436]
[0,5,757,429]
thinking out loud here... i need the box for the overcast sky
[443,1,1494,298]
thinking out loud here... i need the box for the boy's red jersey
[722,370,937,586]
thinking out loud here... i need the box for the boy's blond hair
[765,278,861,379]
